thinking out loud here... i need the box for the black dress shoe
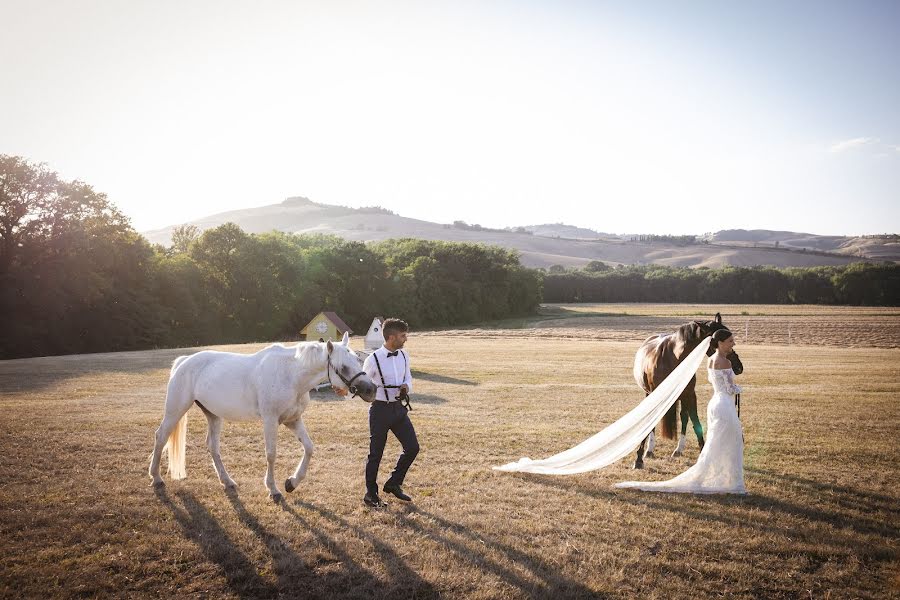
[363,492,386,507]
[383,483,412,502]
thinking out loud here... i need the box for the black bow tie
[386,351,399,357]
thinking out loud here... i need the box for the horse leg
[149,413,184,486]
[672,407,689,457]
[148,378,193,486]
[644,430,656,459]
[203,410,236,489]
[284,418,315,493]
[689,407,705,451]
[633,436,647,469]
[262,417,282,501]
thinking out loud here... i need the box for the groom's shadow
[291,500,599,599]
[282,500,439,598]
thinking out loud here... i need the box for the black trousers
[366,401,419,495]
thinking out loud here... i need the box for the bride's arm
[724,369,743,395]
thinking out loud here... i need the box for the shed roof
[321,311,353,334]
[300,311,355,335]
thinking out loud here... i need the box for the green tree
[170,224,200,254]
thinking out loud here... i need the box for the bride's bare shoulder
[710,354,732,369]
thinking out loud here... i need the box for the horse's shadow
[155,486,435,599]
[292,499,605,598]
[154,486,278,598]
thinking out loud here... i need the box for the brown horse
[631,313,742,469]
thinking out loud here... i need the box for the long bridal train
[493,337,713,476]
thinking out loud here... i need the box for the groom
[361,318,419,507]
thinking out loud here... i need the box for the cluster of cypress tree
[542,263,899,305]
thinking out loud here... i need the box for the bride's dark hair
[710,329,733,350]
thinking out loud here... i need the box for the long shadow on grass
[746,467,900,517]
[226,490,397,598]
[0,347,201,394]
[155,486,278,598]
[523,476,897,559]
[159,487,405,599]
[294,500,605,599]
[411,370,478,386]
[408,508,608,599]
[310,390,449,405]
[285,500,440,598]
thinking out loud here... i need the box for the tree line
[0,156,541,359]
[2,154,897,359]
[542,263,899,305]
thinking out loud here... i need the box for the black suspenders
[372,351,411,410]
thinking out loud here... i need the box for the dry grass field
[1,304,898,599]
[432,303,900,348]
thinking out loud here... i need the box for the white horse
[148,333,376,500]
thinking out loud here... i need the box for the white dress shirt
[363,345,413,402]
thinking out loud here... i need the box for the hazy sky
[3,0,899,235]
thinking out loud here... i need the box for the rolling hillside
[142,197,898,269]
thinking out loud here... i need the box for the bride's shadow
[520,470,898,545]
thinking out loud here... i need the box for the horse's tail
[164,355,192,480]
[165,412,188,480]
[661,403,677,439]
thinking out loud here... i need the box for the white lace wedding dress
[615,367,746,494]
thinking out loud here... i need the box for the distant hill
[505,224,617,240]
[702,229,900,259]
[142,198,899,268]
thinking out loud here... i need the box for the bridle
[327,352,367,399]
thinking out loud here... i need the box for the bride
[615,328,746,494]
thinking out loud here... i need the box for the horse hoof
[644,451,655,459]
[285,479,296,493]
[632,461,644,470]
[152,479,165,488]
[671,450,683,458]
[271,493,283,503]
[224,481,237,491]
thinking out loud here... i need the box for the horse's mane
[675,321,703,346]
[292,342,326,370]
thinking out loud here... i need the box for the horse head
[727,350,744,375]
[326,333,377,401]
[695,313,729,356]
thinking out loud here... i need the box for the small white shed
[353,317,385,360]
[364,317,385,350]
